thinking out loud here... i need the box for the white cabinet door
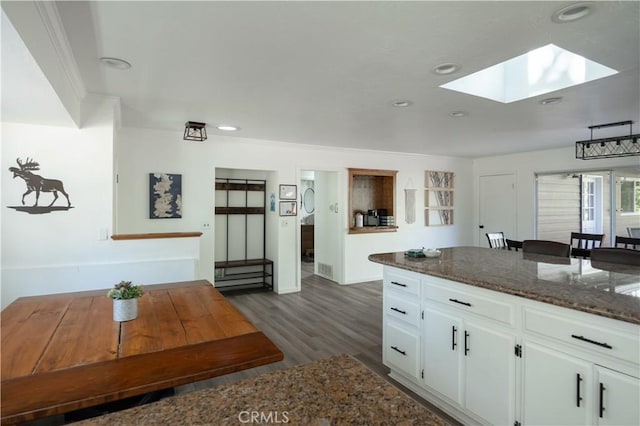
[595,366,640,426]
[384,321,421,380]
[523,341,592,425]
[464,321,516,426]
[422,306,463,404]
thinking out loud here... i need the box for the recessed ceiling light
[391,100,412,107]
[450,111,468,117]
[216,125,239,131]
[552,2,592,23]
[539,97,563,105]
[99,57,131,70]
[432,63,461,75]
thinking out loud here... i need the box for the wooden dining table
[0,280,283,425]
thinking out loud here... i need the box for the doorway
[581,175,603,234]
[299,170,341,285]
[478,174,517,246]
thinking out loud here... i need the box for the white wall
[1,98,200,308]
[116,127,474,292]
[473,146,640,244]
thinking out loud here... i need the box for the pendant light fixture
[183,121,207,141]
[575,121,639,160]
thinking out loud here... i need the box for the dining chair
[486,232,507,249]
[570,232,604,258]
[590,248,640,266]
[522,240,571,257]
[628,227,640,238]
[506,239,523,252]
[615,236,640,250]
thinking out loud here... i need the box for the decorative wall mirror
[303,187,315,213]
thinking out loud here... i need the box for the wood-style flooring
[177,264,460,425]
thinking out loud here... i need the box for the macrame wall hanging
[404,178,416,224]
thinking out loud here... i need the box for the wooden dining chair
[486,232,507,249]
[590,248,640,266]
[570,232,604,258]
[522,240,571,257]
[615,236,640,250]
[506,239,523,252]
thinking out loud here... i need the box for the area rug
[77,354,451,425]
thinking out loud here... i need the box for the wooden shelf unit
[425,170,454,226]
[348,168,398,234]
[214,178,273,291]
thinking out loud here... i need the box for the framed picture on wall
[279,184,297,200]
[279,201,297,216]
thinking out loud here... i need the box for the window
[620,178,640,214]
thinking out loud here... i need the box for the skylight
[440,44,618,103]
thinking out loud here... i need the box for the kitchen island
[370,247,639,426]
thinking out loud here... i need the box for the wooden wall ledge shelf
[349,226,398,234]
[111,232,203,240]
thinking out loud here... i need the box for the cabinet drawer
[384,269,421,297]
[423,279,514,326]
[385,294,420,328]
[524,308,639,365]
[384,322,420,379]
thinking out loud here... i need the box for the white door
[582,175,603,234]
[522,341,592,425]
[464,321,516,426]
[479,174,517,247]
[595,366,640,425]
[422,307,463,404]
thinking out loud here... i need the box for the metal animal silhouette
[9,158,71,207]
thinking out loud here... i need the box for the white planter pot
[113,298,138,322]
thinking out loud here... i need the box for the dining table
[0,280,283,425]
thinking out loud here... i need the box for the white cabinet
[381,265,640,426]
[422,290,516,425]
[596,365,640,426]
[423,306,463,404]
[523,342,640,426]
[523,341,593,425]
[383,268,421,381]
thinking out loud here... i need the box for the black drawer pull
[464,331,470,356]
[571,334,613,349]
[599,382,606,418]
[390,281,407,288]
[390,307,407,315]
[576,373,583,407]
[449,298,472,307]
[391,346,406,356]
[452,326,457,351]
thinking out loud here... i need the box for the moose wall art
[7,157,73,214]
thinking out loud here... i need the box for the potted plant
[107,281,144,322]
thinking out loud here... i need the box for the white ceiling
[4,1,640,158]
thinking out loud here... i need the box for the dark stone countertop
[369,247,640,324]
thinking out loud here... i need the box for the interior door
[478,174,517,246]
[582,175,603,234]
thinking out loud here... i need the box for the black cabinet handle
[452,326,457,350]
[571,334,613,349]
[599,383,606,418]
[390,307,407,315]
[449,298,472,307]
[391,346,406,356]
[576,373,583,407]
[390,281,407,288]
[464,331,470,356]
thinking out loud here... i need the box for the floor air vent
[318,262,333,279]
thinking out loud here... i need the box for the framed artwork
[149,173,182,219]
[279,184,297,200]
[279,201,297,216]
